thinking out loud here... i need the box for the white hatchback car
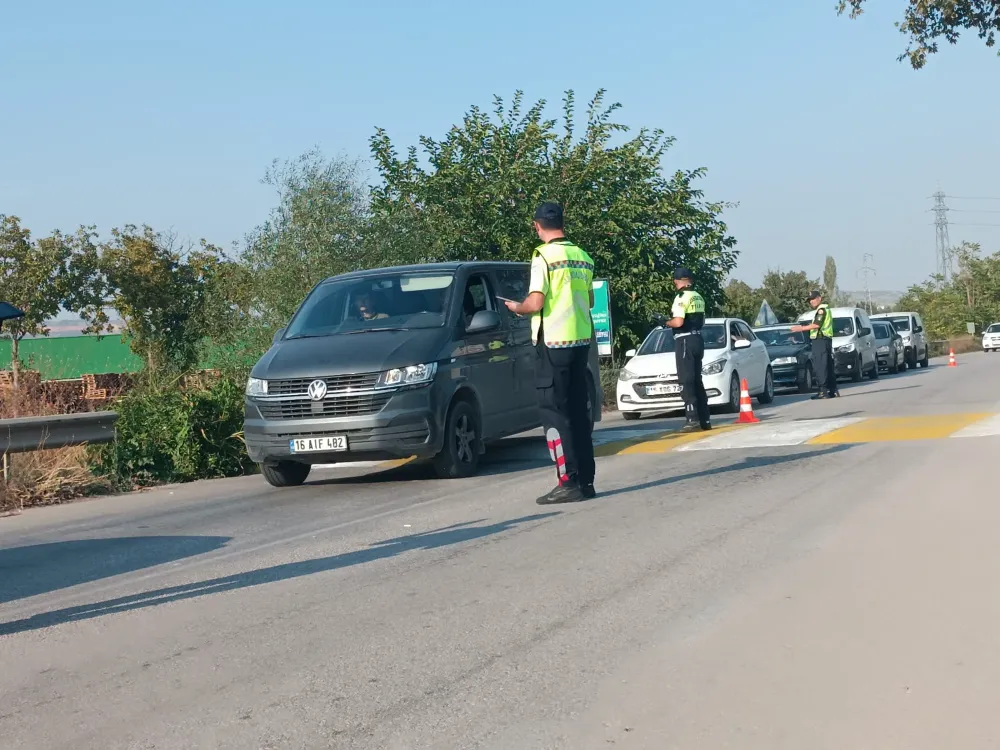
[616,317,774,420]
[983,323,1000,352]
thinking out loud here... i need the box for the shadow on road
[0,536,232,605]
[598,445,854,499]
[0,513,558,636]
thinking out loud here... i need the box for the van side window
[855,314,863,334]
[462,275,495,329]
[496,269,531,330]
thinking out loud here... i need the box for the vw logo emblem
[307,379,327,401]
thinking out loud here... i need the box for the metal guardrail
[0,412,118,455]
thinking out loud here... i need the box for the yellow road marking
[594,424,741,457]
[807,413,992,445]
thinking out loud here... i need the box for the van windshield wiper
[286,334,327,340]
[342,327,408,334]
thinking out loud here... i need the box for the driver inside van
[353,291,388,321]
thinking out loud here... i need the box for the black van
[243,261,603,487]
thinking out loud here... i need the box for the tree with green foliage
[65,225,229,374]
[837,1,1000,68]
[823,256,839,300]
[369,90,739,351]
[758,269,819,323]
[239,150,370,338]
[0,215,71,392]
[721,279,763,324]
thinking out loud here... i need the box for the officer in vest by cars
[504,202,597,505]
[662,268,711,432]
[791,290,838,399]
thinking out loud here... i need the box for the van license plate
[646,384,680,396]
[290,436,347,453]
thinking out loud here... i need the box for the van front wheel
[433,399,482,479]
[261,461,311,488]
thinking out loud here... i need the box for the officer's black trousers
[535,340,595,487]
[675,334,711,426]
[811,338,836,394]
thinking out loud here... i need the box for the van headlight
[877,345,890,354]
[837,342,856,353]
[619,368,638,382]
[702,359,725,375]
[245,377,268,397]
[377,362,438,388]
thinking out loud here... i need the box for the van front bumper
[243,385,445,466]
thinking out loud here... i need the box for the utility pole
[857,254,875,314]
[931,188,953,281]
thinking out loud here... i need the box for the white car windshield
[285,272,456,339]
[872,322,892,339]
[987,324,1000,333]
[638,324,727,355]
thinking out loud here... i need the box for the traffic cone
[948,348,957,367]
[735,378,760,424]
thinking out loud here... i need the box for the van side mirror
[625,349,637,359]
[914,325,923,333]
[860,327,872,337]
[466,310,501,334]
[272,327,286,344]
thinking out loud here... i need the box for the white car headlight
[377,362,438,388]
[619,368,638,382]
[772,356,796,366]
[838,342,856,353]
[702,359,725,375]
[245,377,268,397]
[877,345,890,354]
[902,335,912,344]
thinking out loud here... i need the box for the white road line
[950,414,1000,439]
[677,418,865,451]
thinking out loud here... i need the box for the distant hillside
[839,290,902,308]
[33,317,125,339]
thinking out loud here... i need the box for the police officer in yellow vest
[791,290,838,399]
[504,202,596,504]
[663,268,712,432]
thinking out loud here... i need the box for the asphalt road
[2,351,999,749]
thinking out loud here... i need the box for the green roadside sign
[591,279,612,357]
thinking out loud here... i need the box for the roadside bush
[91,373,255,489]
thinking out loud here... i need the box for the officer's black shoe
[536,483,585,505]
[700,422,712,431]
[580,483,597,499]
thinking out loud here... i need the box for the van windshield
[886,316,910,331]
[833,317,855,336]
[638,324,727,355]
[285,272,456,339]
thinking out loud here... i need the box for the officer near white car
[791,290,839,399]
[662,268,712,432]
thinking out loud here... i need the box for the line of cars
[615,308,928,420]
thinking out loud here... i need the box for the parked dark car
[243,261,603,487]
[872,319,904,374]
[752,324,814,393]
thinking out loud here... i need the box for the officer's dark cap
[808,290,823,301]
[673,267,693,281]
[533,202,564,225]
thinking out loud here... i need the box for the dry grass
[1,384,112,514]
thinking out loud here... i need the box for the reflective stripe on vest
[679,289,705,315]
[530,241,595,347]
[810,303,834,339]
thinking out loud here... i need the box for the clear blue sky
[3,0,999,295]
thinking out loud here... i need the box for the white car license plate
[646,384,680,396]
[289,436,348,453]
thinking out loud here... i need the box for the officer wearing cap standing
[662,268,711,432]
[791,290,838,399]
[505,202,597,504]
